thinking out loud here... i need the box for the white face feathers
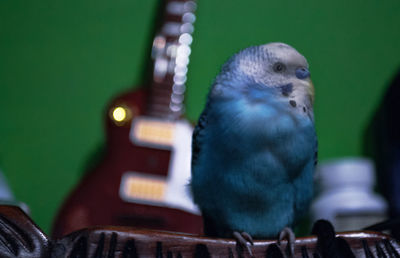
[212,42,315,116]
[237,42,309,87]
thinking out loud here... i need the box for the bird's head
[213,42,314,104]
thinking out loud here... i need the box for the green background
[0,0,399,234]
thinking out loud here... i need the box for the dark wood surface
[1,205,400,257]
[0,205,50,257]
[55,226,399,258]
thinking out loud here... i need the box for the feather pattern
[191,42,317,238]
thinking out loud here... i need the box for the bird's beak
[307,78,315,104]
[295,67,314,104]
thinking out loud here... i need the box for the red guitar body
[52,89,203,238]
[52,0,203,238]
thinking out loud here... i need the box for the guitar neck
[145,0,197,120]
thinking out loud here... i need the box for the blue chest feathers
[205,87,315,179]
[191,85,316,237]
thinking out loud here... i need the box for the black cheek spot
[303,107,307,112]
[280,83,293,97]
[289,100,297,107]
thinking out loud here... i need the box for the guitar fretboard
[146,0,197,120]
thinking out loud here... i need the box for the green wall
[0,0,399,233]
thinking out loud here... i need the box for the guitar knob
[109,104,134,126]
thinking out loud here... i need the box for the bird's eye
[273,62,286,73]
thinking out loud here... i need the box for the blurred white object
[0,170,14,200]
[0,168,30,214]
[311,157,387,231]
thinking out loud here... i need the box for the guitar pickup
[130,117,176,149]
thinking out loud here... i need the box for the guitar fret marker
[176,55,189,66]
[177,44,191,56]
[180,23,194,34]
[174,65,188,75]
[169,102,183,112]
[167,1,196,15]
[182,12,196,23]
[173,74,187,84]
[179,33,193,45]
[171,93,184,104]
[173,84,186,94]
[183,1,197,12]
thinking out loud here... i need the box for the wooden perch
[0,205,399,257]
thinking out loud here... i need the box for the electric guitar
[51,0,203,238]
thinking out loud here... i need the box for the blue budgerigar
[190,42,317,248]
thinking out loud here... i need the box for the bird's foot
[278,227,295,257]
[233,231,254,256]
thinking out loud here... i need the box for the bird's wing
[191,102,210,169]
